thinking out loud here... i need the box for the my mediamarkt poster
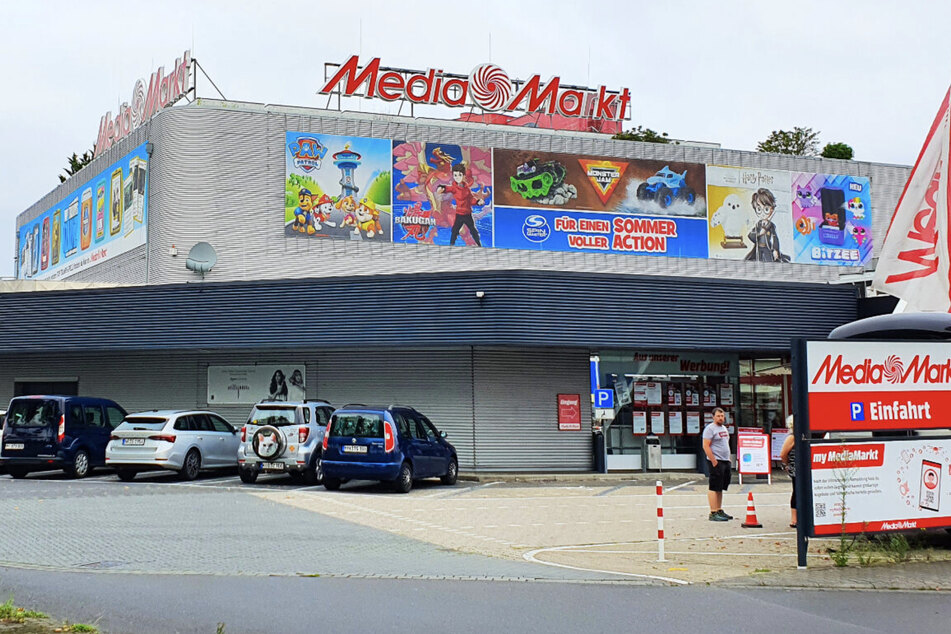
[811,438,951,534]
[806,341,951,432]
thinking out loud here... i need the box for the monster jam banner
[493,149,707,220]
[810,438,951,535]
[792,173,872,266]
[392,141,493,247]
[17,143,149,281]
[706,165,794,263]
[285,132,391,242]
[207,364,307,405]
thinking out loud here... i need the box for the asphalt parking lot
[0,468,844,585]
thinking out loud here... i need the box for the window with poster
[594,351,739,471]
[738,357,791,437]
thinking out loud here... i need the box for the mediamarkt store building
[4,54,910,472]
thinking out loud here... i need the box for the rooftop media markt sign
[95,50,192,158]
[320,55,631,121]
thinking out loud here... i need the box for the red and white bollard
[656,480,665,562]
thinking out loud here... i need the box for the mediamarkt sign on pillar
[320,55,631,121]
[94,50,192,158]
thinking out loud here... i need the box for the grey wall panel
[18,101,910,286]
[314,348,476,468]
[473,348,591,471]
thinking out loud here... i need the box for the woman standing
[780,414,797,528]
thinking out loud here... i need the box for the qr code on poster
[815,503,827,518]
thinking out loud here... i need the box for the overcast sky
[2,0,949,277]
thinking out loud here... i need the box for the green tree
[756,127,820,156]
[612,126,673,144]
[821,142,854,160]
[59,150,94,183]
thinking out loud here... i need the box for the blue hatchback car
[0,395,127,479]
[321,405,458,493]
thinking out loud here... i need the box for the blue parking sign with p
[850,402,865,421]
[595,389,614,409]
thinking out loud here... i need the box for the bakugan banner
[493,148,707,219]
[285,132,392,242]
[392,141,493,247]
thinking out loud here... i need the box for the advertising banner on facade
[285,132,392,242]
[493,149,707,217]
[207,364,307,405]
[792,173,872,266]
[392,141,493,247]
[706,165,794,263]
[806,341,951,432]
[810,438,951,535]
[18,143,149,281]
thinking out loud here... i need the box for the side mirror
[440,430,447,439]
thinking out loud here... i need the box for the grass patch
[61,624,98,633]
[0,596,48,623]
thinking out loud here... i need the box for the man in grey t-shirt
[702,407,732,521]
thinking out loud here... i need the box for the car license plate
[342,445,367,454]
[122,438,145,446]
[262,462,285,471]
[4,443,24,451]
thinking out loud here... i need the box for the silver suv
[237,399,334,484]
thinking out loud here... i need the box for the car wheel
[655,185,672,208]
[239,468,258,484]
[302,456,322,486]
[636,182,650,200]
[116,469,137,482]
[323,477,341,491]
[441,458,458,486]
[683,186,696,204]
[8,467,28,479]
[67,449,91,479]
[179,450,201,481]
[394,462,413,494]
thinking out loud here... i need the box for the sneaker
[716,510,733,520]
[709,511,729,522]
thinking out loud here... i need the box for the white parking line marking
[664,479,699,493]
[523,546,689,585]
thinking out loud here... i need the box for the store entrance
[596,352,738,472]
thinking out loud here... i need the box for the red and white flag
[872,87,951,311]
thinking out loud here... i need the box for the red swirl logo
[469,64,512,111]
[883,355,904,384]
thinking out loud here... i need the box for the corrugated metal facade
[0,271,856,353]
[16,100,910,287]
[0,346,591,471]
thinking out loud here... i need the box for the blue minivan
[0,395,127,479]
[321,405,458,493]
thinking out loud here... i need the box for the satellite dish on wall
[185,242,217,279]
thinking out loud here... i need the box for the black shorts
[708,460,731,492]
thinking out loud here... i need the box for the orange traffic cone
[741,491,763,528]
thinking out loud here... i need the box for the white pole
[656,480,665,562]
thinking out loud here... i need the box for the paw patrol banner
[392,141,494,247]
[285,132,392,242]
[17,143,149,281]
[706,165,794,263]
[792,173,872,266]
[494,148,707,219]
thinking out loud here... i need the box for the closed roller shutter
[315,348,476,469]
[473,347,592,471]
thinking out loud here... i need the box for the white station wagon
[106,410,240,481]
